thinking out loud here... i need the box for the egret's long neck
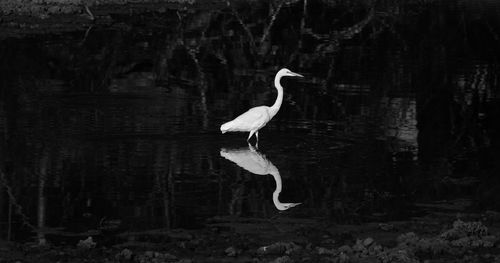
[270,73,284,117]
[271,171,284,208]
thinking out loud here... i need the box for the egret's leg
[247,130,256,142]
[248,143,256,152]
[255,131,259,149]
[255,131,259,142]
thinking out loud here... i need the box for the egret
[220,68,303,144]
[220,144,301,211]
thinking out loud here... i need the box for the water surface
[1,0,500,242]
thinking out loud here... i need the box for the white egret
[220,68,303,144]
[220,144,301,211]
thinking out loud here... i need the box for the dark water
[1,0,500,242]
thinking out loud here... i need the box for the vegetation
[0,0,200,17]
[2,218,500,262]
[2,0,500,262]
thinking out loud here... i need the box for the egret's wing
[222,107,270,132]
[220,147,271,175]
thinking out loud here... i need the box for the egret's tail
[220,121,232,134]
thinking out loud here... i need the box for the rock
[352,242,364,252]
[338,245,352,254]
[338,252,349,263]
[368,244,383,255]
[378,223,395,231]
[363,237,374,247]
[257,242,301,255]
[76,237,96,249]
[270,255,293,263]
[317,247,336,255]
[117,249,133,260]
[161,253,177,260]
[225,246,237,257]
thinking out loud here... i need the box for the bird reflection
[220,144,301,211]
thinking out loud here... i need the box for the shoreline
[0,1,225,39]
[2,211,500,262]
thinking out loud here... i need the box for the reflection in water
[220,145,301,211]
[380,97,418,152]
[1,0,500,242]
[37,149,48,246]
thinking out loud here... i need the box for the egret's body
[220,68,303,143]
[220,144,301,211]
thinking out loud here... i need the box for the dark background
[1,0,500,242]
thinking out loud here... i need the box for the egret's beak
[278,202,301,211]
[288,202,301,208]
[291,72,304,78]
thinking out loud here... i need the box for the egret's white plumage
[220,68,303,143]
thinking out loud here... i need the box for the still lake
[1,0,500,242]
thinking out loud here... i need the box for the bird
[220,68,303,145]
[220,144,301,211]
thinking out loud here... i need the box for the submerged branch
[0,170,37,231]
[84,5,95,21]
[259,0,285,45]
[333,8,375,40]
[303,8,375,41]
[225,0,257,52]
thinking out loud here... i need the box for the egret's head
[279,68,304,78]
[276,202,302,211]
